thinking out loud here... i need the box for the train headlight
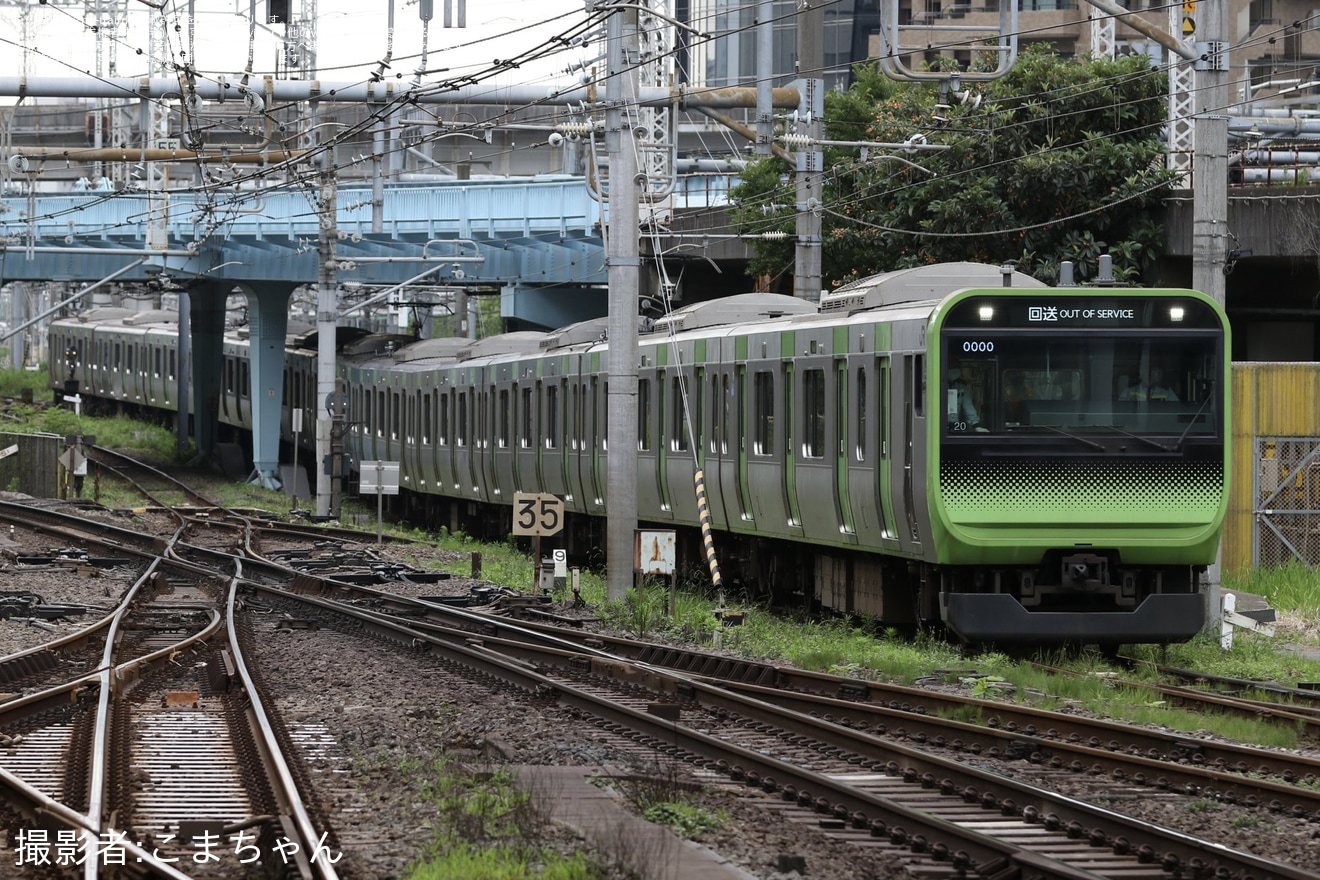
[978,306,994,321]
[1169,306,1185,322]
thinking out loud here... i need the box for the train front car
[930,287,1229,646]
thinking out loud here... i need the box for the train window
[913,355,925,417]
[602,380,608,450]
[546,384,559,449]
[857,367,867,462]
[836,361,847,458]
[520,387,533,448]
[126,347,133,373]
[439,392,450,446]
[421,392,428,443]
[672,376,688,452]
[391,392,400,440]
[942,334,1219,437]
[803,368,825,459]
[721,373,731,455]
[498,389,510,449]
[753,370,774,456]
[737,366,747,453]
[695,370,704,451]
[377,390,386,437]
[589,378,600,452]
[709,373,720,454]
[241,362,250,399]
[168,350,175,381]
[638,378,651,451]
[114,343,121,371]
[457,391,468,447]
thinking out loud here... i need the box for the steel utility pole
[794,0,824,302]
[1078,0,1228,304]
[315,167,340,519]
[605,3,641,601]
[1190,0,1228,307]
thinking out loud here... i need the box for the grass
[397,756,606,880]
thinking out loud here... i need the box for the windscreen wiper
[1095,424,1172,453]
[1171,389,1216,452]
[1032,424,1106,451]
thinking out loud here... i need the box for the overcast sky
[2,0,589,91]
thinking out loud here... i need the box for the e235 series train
[50,262,1230,646]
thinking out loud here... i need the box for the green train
[51,262,1230,645]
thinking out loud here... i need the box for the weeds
[402,756,607,880]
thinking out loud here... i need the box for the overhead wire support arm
[1075,0,1199,62]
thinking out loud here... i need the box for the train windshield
[942,332,1221,439]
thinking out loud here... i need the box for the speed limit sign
[512,492,564,537]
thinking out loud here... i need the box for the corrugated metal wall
[0,432,61,500]
[1226,363,1320,573]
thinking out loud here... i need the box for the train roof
[392,337,468,363]
[340,333,418,358]
[819,262,1049,314]
[122,309,179,326]
[540,317,610,351]
[648,293,816,334]
[456,331,549,361]
[67,307,137,323]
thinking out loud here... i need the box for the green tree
[728,49,1176,288]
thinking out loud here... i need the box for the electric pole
[605,3,641,601]
[793,0,824,303]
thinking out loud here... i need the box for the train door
[420,387,437,494]
[833,357,856,539]
[429,388,443,491]
[514,381,536,493]
[656,368,672,513]
[566,370,589,510]
[715,353,744,528]
[586,372,606,513]
[901,354,923,548]
[438,389,456,492]
[455,387,473,496]
[734,363,753,523]
[239,358,251,428]
[849,355,898,544]
[492,375,515,500]
[793,355,842,544]
[542,378,568,502]
[402,383,419,493]
[663,363,700,526]
[704,359,730,531]
[745,356,797,537]
[635,371,663,517]
[473,377,492,501]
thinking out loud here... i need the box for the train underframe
[332,487,1208,647]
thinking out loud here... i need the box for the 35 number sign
[512,492,564,537]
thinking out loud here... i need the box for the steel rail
[248,584,1318,880]
[225,562,340,880]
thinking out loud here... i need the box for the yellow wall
[1225,363,1320,573]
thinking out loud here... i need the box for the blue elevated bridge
[3,176,619,488]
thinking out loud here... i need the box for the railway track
[4,469,1320,879]
[237,579,1317,880]
[0,501,340,879]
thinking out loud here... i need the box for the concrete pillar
[188,283,227,464]
[246,284,295,489]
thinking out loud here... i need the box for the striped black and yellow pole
[693,469,723,589]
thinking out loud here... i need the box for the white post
[291,407,302,511]
[1220,591,1236,650]
[376,461,384,545]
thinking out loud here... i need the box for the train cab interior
[945,337,1221,445]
